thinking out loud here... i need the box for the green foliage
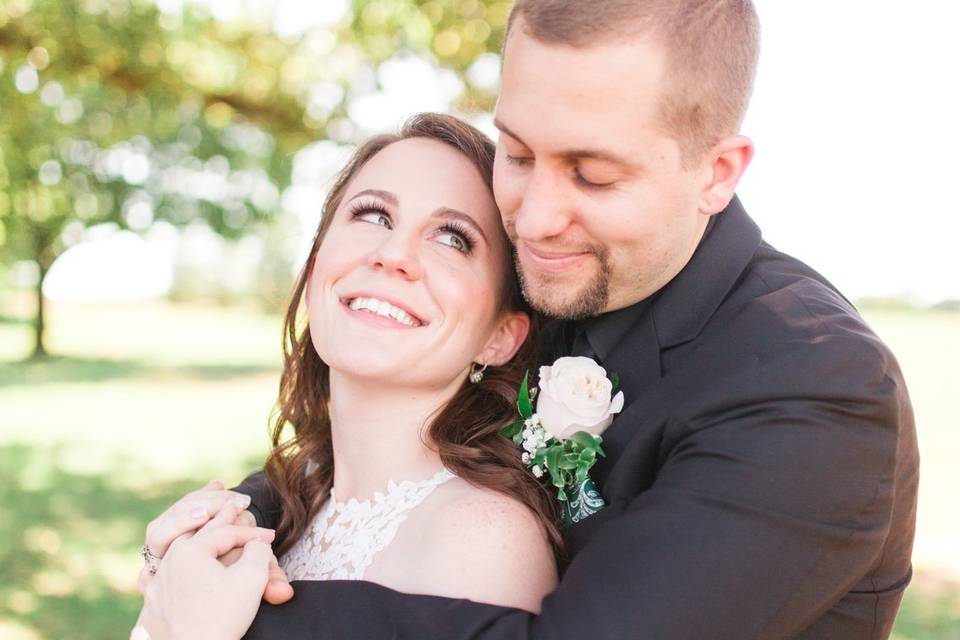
[0,0,509,356]
[516,370,532,417]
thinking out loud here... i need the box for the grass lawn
[0,296,957,639]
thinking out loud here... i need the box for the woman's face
[306,137,517,389]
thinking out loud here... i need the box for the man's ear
[476,311,531,367]
[699,134,754,215]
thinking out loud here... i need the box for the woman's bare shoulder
[413,478,559,612]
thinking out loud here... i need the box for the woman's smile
[341,295,425,329]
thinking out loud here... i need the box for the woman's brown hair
[264,113,565,564]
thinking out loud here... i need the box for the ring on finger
[140,544,162,576]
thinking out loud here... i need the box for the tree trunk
[31,259,48,359]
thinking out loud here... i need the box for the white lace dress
[280,467,457,581]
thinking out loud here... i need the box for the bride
[135,113,562,639]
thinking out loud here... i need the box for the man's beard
[513,245,612,321]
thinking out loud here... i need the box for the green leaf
[575,465,589,483]
[556,488,568,501]
[498,419,525,439]
[559,452,579,469]
[610,372,621,394]
[517,372,533,418]
[568,431,602,452]
[545,447,562,479]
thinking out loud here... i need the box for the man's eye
[574,169,615,189]
[506,154,533,167]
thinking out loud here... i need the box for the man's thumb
[230,539,274,586]
[263,558,295,605]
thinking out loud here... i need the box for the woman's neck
[326,370,460,503]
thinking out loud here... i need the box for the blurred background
[0,1,957,638]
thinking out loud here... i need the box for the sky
[738,1,960,303]
[42,1,960,304]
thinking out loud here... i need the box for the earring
[469,362,488,384]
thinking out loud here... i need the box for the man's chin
[520,276,608,321]
[515,248,611,320]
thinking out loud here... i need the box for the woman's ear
[476,311,530,367]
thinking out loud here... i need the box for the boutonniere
[500,356,625,526]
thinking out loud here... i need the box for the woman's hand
[142,480,250,566]
[140,500,278,640]
[139,480,294,604]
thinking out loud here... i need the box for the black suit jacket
[236,197,918,639]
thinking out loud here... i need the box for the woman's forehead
[344,139,501,228]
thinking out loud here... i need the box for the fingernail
[233,495,251,509]
[190,507,206,520]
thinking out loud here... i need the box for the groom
[237,1,919,637]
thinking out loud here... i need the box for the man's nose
[511,167,572,242]
[367,230,422,280]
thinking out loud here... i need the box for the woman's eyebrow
[348,188,398,205]
[348,189,489,244]
[431,207,489,245]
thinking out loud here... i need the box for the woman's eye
[357,211,391,228]
[435,232,467,252]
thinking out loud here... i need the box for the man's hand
[220,512,294,605]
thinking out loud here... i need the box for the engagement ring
[140,544,162,575]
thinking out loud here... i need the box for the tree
[0,0,508,359]
[0,0,313,357]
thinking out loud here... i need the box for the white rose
[535,356,625,441]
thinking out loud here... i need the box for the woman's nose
[367,231,422,280]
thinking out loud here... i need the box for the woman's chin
[325,359,416,384]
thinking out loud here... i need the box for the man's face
[493,24,712,319]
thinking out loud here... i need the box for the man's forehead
[495,28,668,156]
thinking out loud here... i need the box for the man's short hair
[506,0,760,166]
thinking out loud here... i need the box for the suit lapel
[580,196,763,494]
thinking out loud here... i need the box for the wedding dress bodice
[279,468,456,581]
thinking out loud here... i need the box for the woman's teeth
[348,297,421,327]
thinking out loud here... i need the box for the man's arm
[239,333,917,639]
[233,471,282,530]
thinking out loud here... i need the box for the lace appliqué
[280,468,456,581]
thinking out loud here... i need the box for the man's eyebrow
[494,118,634,167]
[432,207,489,245]
[348,189,398,205]
[494,117,529,149]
